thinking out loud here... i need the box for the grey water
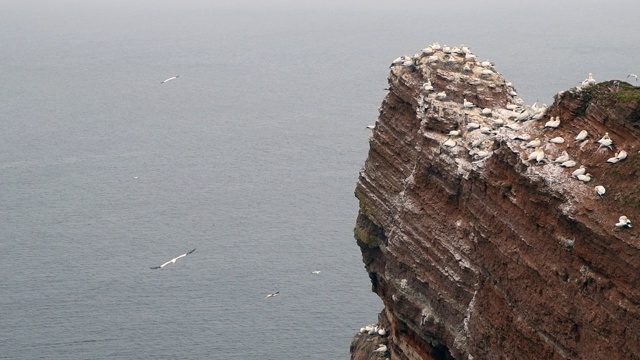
[1,1,639,359]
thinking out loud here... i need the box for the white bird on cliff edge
[161,75,179,84]
[575,130,588,141]
[597,132,613,149]
[560,160,577,168]
[577,173,592,183]
[374,344,388,353]
[366,124,376,130]
[544,116,561,129]
[616,216,632,228]
[265,291,280,298]
[150,248,195,269]
[595,185,606,197]
[581,73,596,87]
[617,150,628,161]
[572,165,586,177]
[554,151,570,164]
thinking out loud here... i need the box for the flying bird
[628,74,638,82]
[265,291,280,298]
[161,75,179,84]
[150,248,195,269]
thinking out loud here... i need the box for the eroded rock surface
[352,42,640,360]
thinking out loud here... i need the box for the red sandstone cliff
[352,43,640,360]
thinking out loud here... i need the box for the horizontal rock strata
[352,42,640,360]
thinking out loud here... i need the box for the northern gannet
[627,74,638,82]
[575,130,588,141]
[577,173,592,183]
[607,154,620,164]
[616,216,632,228]
[572,166,586,177]
[560,160,577,168]
[311,270,321,274]
[617,150,628,160]
[595,185,606,197]
[597,132,613,149]
[161,75,179,84]
[463,98,475,108]
[366,124,375,130]
[435,91,447,100]
[554,151,570,163]
[525,138,541,148]
[374,344,388,353]
[265,291,280,298]
[550,136,565,144]
[466,122,480,130]
[150,248,195,269]
[527,147,545,163]
[544,117,561,129]
[448,130,461,137]
[443,138,457,147]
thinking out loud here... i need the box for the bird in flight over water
[161,75,179,84]
[150,248,196,269]
[265,291,279,298]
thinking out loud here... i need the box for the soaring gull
[161,75,179,84]
[150,248,196,269]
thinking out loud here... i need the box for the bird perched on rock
[374,344,388,353]
[560,160,577,168]
[615,216,632,228]
[527,147,545,163]
[544,117,561,129]
[550,136,565,144]
[607,154,620,164]
[463,98,475,108]
[595,185,606,197]
[575,130,588,141]
[597,132,613,149]
[554,151,570,163]
[572,165,586,177]
[617,150,627,161]
[525,138,541,148]
[577,173,592,183]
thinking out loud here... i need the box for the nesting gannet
[597,133,613,149]
[575,130,588,141]
[544,117,561,129]
[161,75,179,84]
[462,64,472,72]
[480,60,493,68]
[550,137,565,144]
[463,98,475,108]
[595,185,606,197]
[479,126,493,135]
[431,42,441,51]
[525,138,542,148]
[427,55,439,63]
[527,147,545,163]
[448,130,461,137]
[480,69,493,76]
[616,216,632,228]
[560,160,577,168]
[628,74,638,82]
[482,108,493,116]
[617,150,628,160]
[466,122,480,130]
[607,154,620,164]
[572,166,586,177]
[435,91,447,100]
[577,173,592,183]
[443,138,457,147]
[492,118,504,126]
[512,133,530,141]
[150,248,196,269]
[554,151,570,163]
[581,73,596,87]
[378,328,387,336]
[374,344,388,353]
[422,82,434,92]
[265,291,280,298]
[442,45,451,53]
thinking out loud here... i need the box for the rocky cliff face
[351,43,640,360]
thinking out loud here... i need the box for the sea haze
[1,1,640,359]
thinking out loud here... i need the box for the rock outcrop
[351,42,640,360]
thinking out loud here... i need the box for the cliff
[351,43,640,360]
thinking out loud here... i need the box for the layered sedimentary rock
[351,42,640,359]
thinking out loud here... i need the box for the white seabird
[572,166,586,177]
[615,216,632,228]
[448,130,461,137]
[597,132,613,149]
[577,173,592,183]
[595,185,606,197]
[161,75,179,84]
[560,160,577,168]
[435,91,447,100]
[265,291,280,298]
[463,98,475,108]
[525,138,542,148]
[443,138,457,147]
[150,248,196,269]
[617,150,628,160]
[366,124,376,130]
[527,147,545,163]
[544,116,561,129]
[628,74,638,82]
[554,151,570,163]
[575,130,588,141]
[374,344,388,353]
[607,154,620,164]
[311,270,321,274]
[550,136,565,144]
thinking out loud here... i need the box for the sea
[1,1,639,359]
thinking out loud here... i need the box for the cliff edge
[352,42,640,360]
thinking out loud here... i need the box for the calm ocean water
[1,1,639,359]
